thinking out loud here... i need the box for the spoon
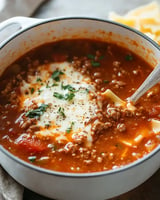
[128,63,160,104]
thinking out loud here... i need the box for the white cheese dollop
[19,62,100,147]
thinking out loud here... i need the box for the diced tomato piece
[16,136,47,153]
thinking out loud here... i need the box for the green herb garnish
[87,54,95,59]
[45,123,51,129]
[36,78,42,82]
[46,83,58,88]
[28,156,36,162]
[85,88,90,93]
[30,88,35,94]
[99,55,104,60]
[125,54,133,61]
[53,92,65,100]
[91,60,100,67]
[25,104,49,118]
[51,70,64,82]
[65,92,75,101]
[61,83,76,92]
[52,83,58,87]
[38,89,43,95]
[53,92,75,101]
[87,53,104,67]
[58,107,66,118]
[66,122,74,133]
[46,83,50,88]
[103,80,109,84]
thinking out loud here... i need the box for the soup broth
[0,39,160,173]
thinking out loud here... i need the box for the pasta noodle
[151,119,160,134]
[102,89,136,110]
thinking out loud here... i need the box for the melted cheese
[19,62,100,146]
[109,1,160,44]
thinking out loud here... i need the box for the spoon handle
[129,63,160,104]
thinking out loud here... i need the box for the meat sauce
[0,39,160,173]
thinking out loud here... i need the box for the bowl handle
[0,16,42,45]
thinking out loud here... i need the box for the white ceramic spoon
[128,63,160,104]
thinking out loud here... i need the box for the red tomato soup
[0,39,160,173]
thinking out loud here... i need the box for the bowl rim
[0,16,160,178]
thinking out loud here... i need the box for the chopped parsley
[45,122,51,129]
[87,53,104,67]
[61,83,76,92]
[125,54,133,61]
[53,92,65,100]
[51,70,64,82]
[38,89,43,95]
[103,80,109,84]
[53,92,75,101]
[85,88,90,93]
[99,55,104,60]
[91,60,100,67]
[87,54,95,59]
[28,156,36,162]
[64,92,75,101]
[52,83,58,87]
[30,88,35,94]
[46,83,58,88]
[78,87,90,94]
[46,83,50,88]
[25,104,49,119]
[36,77,42,82]
[66,122,74,133]
[58,107,66,118]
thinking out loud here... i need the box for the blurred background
[0,0,157,22]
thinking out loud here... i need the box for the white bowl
[0,17,160,200]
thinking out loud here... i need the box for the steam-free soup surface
[0,39,160,173]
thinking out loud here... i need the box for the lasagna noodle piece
[151,119,160,134]
[102,89,136,111]
[109,1,160,44]
[120,119,160,148]
[102,90,160,147]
